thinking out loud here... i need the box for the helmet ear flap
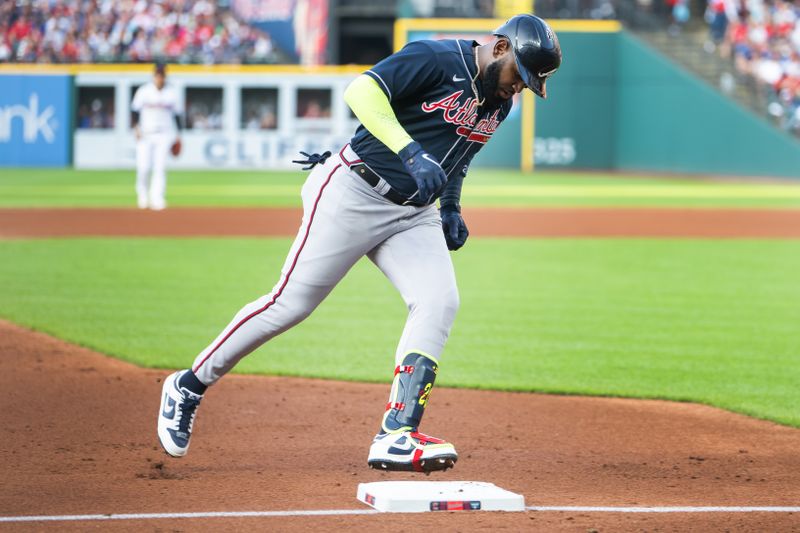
[528,77,544,99]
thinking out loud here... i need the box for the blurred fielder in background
[131,62,182,210]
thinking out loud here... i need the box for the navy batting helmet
[493,14,562,99]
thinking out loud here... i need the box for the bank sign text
[0,75,71,166]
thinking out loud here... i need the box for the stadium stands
[709,0,800,136]
[0,0,290,64]
[2,0,797,137]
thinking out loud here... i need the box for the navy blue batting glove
[440,205,469,251]
[399,141,446,204]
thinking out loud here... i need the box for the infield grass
[1,238,798,427]
[2,168,799,208]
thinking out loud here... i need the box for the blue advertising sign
[0,75,72,167]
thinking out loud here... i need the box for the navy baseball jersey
[350,39,512,199]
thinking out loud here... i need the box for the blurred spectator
[186,88,223,130]
[707,0,732,47]
[710,0,800,137]
[668,0,691,35]
[77,87,115,129]
[243,106,277,129]
[241,88,278,130]
[301,99,328,118]
[296,89,331,119]
[0,0,291,64]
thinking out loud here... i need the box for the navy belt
[350,164,427,207]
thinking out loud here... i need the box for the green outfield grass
[1,238,798,426]
[2,168,800,208]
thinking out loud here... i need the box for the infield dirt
[2,206,800,238]
[3,320,800,531]
[3,206,800,531]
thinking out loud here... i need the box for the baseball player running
[131,62,182,210]
[158,15,561,473]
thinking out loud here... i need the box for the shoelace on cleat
[175,395,201,436]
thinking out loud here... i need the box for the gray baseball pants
[191,146,459,385]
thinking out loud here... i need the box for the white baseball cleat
[157,370,203,457]
[368,430,457,473]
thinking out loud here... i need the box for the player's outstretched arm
[344,75,446,203]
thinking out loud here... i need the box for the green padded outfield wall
[535,30,800,178]
[533,32,617,169]
[614,31,800,178]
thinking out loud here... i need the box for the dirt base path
[2,207,800,238]
[2,321,800,531]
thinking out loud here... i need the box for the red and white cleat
[368,430,457,473]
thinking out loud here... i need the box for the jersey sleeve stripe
[365,70,392,101]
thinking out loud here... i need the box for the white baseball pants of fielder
[191,146,459,385]
[136,132,172,210]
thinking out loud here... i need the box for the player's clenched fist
[440,205,469,251]
[398,141,446,204]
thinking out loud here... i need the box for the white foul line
[2,507,800,522]
[0,510,379,523]
[526,506,800,513]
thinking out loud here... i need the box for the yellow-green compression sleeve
[343,74,413,155]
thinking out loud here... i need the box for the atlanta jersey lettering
[350,39,512,199]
